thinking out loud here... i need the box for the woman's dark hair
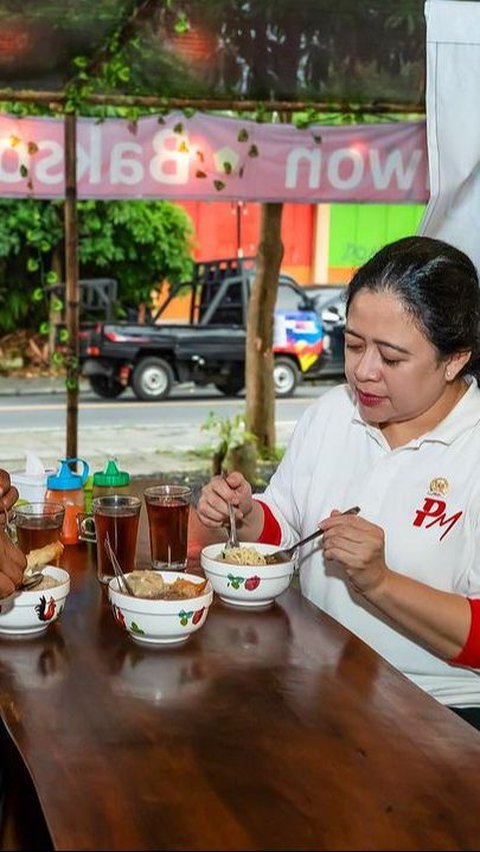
[346,235,480,382]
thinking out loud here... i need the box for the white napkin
[24,452,46,476]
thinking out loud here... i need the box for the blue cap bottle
[45,458,90,545]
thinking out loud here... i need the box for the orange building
[179,200,317,284]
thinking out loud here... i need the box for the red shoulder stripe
[256,500,282,545]
[450,598,480,669]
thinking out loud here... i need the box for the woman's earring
[446,369,452,380]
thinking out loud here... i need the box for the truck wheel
[273,357,300,397]
[89,376,126,399]
[214,377,244,397]
[131,357,174,401]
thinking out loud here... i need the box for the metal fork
[104,532,134,596]
[264,506,361,564]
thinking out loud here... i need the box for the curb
[0,379,89,396]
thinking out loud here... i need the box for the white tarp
[419,0,480,273]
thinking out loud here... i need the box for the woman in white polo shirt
[196,235,480,729]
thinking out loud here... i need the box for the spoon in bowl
[224,500,240,551]
[264,506,361,564]
[20,572,45,591]
[104,533,134,596]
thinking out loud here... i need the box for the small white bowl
[0,566,70,637]
[108,570,214,646]
[200,542,296,608]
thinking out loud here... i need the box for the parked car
[303,284,347,379]
[80,259,329,400]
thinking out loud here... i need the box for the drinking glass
[77,495,141,585]
[144,485,191,571]
[13,502,65,554]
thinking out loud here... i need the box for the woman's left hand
[320,510,389,595]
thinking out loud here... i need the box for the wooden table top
[1,482,480,851]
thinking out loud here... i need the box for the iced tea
[14,502,65,554]
[92,496,141,584]
[144,485,191,570]
[95,511,139,584]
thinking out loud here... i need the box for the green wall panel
[329,204,426,270]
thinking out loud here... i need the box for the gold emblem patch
[429,477,449,497]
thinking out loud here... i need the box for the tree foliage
[77,200,195,306]
[0,198,194,333]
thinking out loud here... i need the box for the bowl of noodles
[200,542,296,608]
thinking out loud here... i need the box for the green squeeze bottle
[92,459,131,500]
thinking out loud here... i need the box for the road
[0,381,339,477]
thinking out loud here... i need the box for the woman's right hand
[197,471,253,530]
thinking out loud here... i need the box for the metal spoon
[264,506,361,564]
[20,572,45,591]
[3,508,16,543]
[224,500,240,551]
[104,532,134,596]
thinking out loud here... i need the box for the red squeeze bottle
[45,458,90,545]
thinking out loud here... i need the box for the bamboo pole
[0,89,425,115]
[64,112,79,462]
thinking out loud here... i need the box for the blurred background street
[0,377,339,478]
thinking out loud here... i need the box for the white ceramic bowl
[0,566,70,637]
[108,570,214,646]
[200,542,296,608]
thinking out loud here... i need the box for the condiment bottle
[92,458,130,499]
[45,458,90,545]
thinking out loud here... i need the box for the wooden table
[1,482,480,851]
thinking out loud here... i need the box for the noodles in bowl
[218,546,267,566]
[200,542,296,608]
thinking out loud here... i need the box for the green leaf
[59,329,69,343]
[20,164,28,178]
[51,298,63,313]
[223,162,232,175]
[45,270,58,284]
[32,287,44,302]
[174,12,190,34]
[39,322,50,335]
[237,129,249,142]
[27,257,39,272]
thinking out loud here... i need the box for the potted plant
[201,411,258,484]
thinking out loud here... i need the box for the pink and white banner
[0,111,428,203]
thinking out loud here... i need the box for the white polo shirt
[260,381,480,706]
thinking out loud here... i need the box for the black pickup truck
[80,258,345,401]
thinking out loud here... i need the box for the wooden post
[64,112,79,461]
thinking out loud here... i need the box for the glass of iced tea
[77,495,141,585]
[13,502,65,554]
[144,485,191,571]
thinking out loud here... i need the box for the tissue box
[11,453,53,504]
[10,471,48,504]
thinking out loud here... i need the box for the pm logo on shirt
[413,479,462,541]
